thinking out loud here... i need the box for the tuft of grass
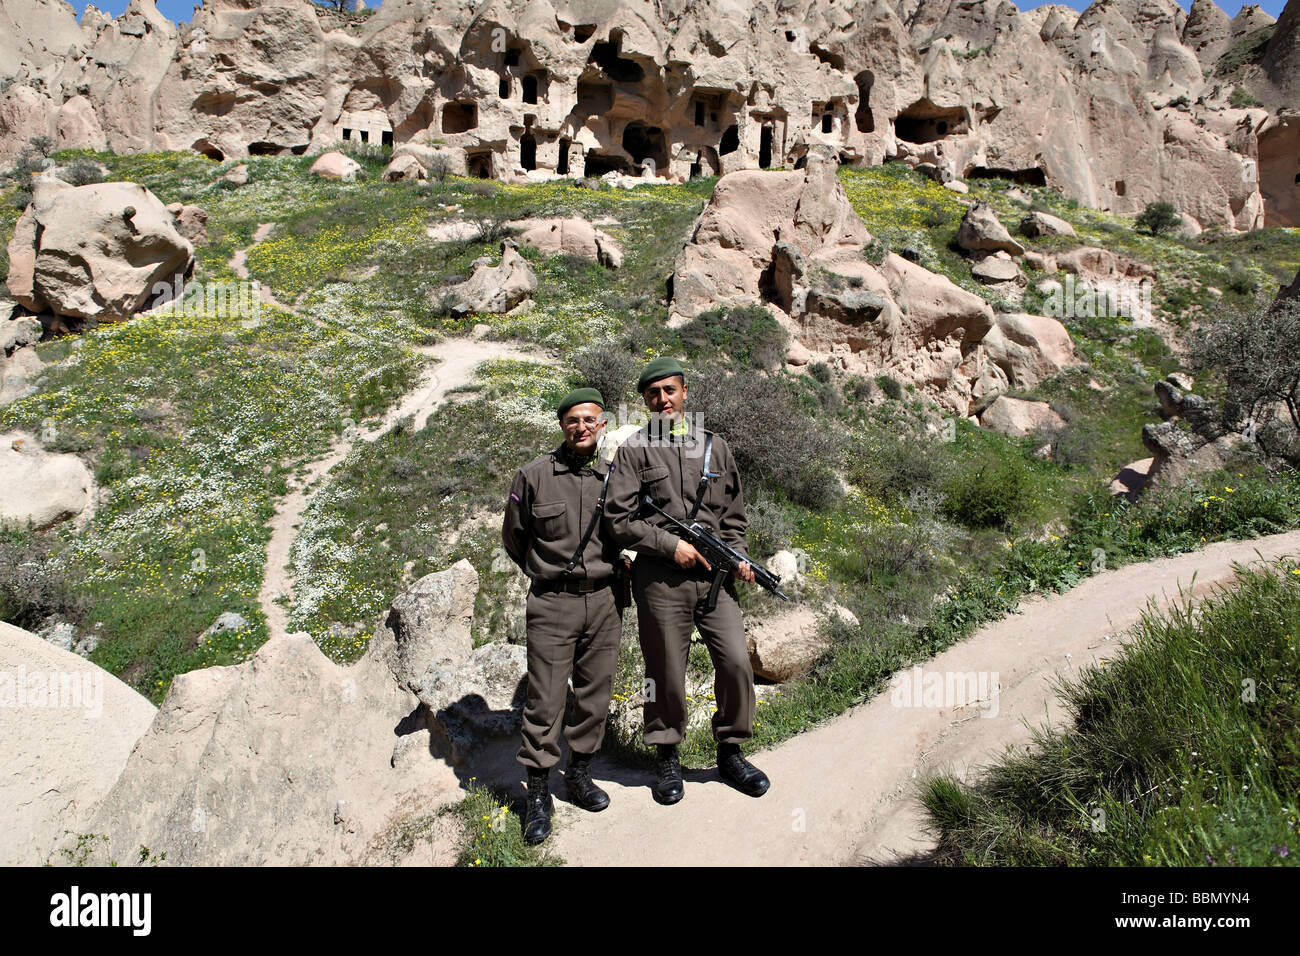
[922,560,1300,866]
[446,779,563,867]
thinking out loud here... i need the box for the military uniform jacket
[604,421,748,562]
[502,444,620,582]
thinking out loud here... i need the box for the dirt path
[255,337,535,641]
[551,531,1300,866]
[228,228,539,641]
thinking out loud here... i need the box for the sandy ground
[549,531,1300,866]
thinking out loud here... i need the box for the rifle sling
[688,434,713,521]
[563,465,612,576]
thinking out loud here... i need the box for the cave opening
[583,152,630,176]
[894,99,968,143]
[966,165,1048,187]
[588,33,644,83]
[854,71,875,133]
[522,74,539,104]
[760,125,773,168]
[442,102,477,134]
[520,133,536,171]
[622,120,668,172]
[719,124,739,155]
[558,138,570,175]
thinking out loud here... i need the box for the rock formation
[443,238,538,315]
[670,146,1078,415]
[0,429,94,531]
[6,175,195,325]
[0,0,1295,230]
[0,619,157,866]
[45,560,521,866]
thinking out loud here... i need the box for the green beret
[636,356,686,394]
[557,387,605,418]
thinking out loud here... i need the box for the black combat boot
[717,741,770,797]
[522,768,554,845]
[564,751,611,812]
[653,743,685,805]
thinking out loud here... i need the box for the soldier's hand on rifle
[673,539,711,571]
[734,561,755,584]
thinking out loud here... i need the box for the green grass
[447,778,563,866]
[922,560,1300,866]
[0,301,419,701]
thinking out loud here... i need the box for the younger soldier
[501,387,623,845]
[604,358,770,804]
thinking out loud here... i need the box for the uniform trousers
[632,557,755,747]
[517,586,622,770]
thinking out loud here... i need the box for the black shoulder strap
[564,464,612,576]
[688,434,713,521]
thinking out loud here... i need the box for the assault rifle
[642,495,791,610]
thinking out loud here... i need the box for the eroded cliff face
[1,0,1296,229]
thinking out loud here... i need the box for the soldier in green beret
[501,387,624,844]
[604,358,770,804]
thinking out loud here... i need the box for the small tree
[1135,201,1180,237]
[1188,296,1300,459]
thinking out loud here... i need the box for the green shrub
[688,366,843,509]
[941,454,1032,529]
[678,304,788,371]
[876,374,903,401]
[0,530,87,632]
[1135,201,1180,237]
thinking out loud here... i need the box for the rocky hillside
[1,0,1297,230]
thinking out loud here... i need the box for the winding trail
[550,530,1300,866]
[227,226,537,641]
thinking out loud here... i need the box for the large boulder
[0,430,94,531]
[368,560,527,765]
[957,203,1025,256]
[444,239,538,316]
[1019,211,1077,238]
[978,395,1066,437]
[0,620,157,865]
[978,312,1077,390]
[515,217,624,269]
[5,176,194,323]
[0,346,44,407]
[308,151,361,181]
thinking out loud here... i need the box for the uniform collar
[552,442,606,475]
[643,415,701,443]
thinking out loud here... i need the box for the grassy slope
[922,561,1300,867]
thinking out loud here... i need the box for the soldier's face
[560,402,606,455]
[642,376,687,419]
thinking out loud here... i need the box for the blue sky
[69,0,1288,28]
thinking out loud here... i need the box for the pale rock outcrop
[308,151,361,180]
[957,203,1025,256]
[971,251,1022,284]
[0,430,94,531]
[221,164,249,187]
[746,604,860,683]
[64,561,500,866]
[6,176,194,323]
[0,345,44,407]
[382,152,426,182]
[978,312,1077,390]
[1019,211,1076,238]
[444,239,538,316]
[515,217,624,268]
[1109,457,1154,501]
[977,395,1066,437]
[367,559,526,765]
[166,202,209,245]
[0,0,1292,230]
[0,619,157,866]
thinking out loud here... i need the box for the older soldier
[502,387,623,844]
[603,357,769,804]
